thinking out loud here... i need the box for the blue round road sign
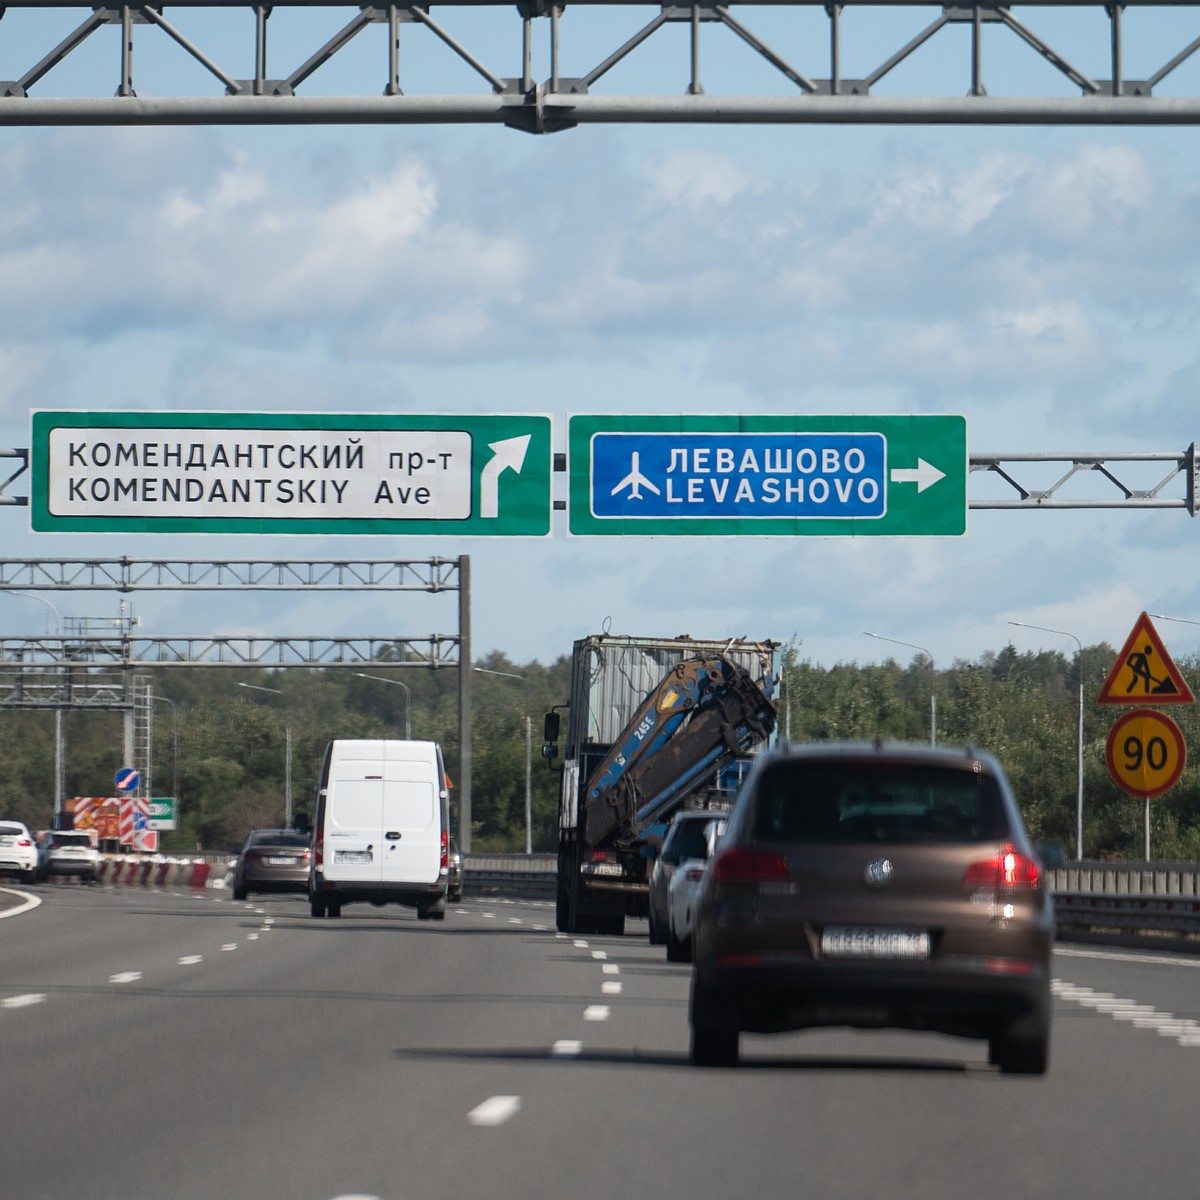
[115,767,140,792]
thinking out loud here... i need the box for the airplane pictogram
[610,452,661,501]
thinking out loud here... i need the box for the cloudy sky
[1,5,1198,672]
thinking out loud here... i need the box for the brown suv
[689,742,1053,1073]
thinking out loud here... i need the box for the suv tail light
[711,846,789,885]
[964,846,1041,891]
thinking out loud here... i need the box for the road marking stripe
[1056,946,1200,970]
[583,1005,610,1021]
[551,1040,583,1056]
[178,955,203,965]
[247,933,259,941]
[109,971,143,983]
[221,944,238,952]
[2,993,46,1009]
[601,981,623,995]
[591,950,608,960]
[602,964,620,975]
[573,940,588,948]
[1055,976,1200,1048]
[467,1095,521,1126]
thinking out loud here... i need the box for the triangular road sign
[1098,612,1196,705]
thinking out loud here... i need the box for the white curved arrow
[480,435,531,518]
[890,458,946,493]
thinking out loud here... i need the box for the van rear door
[324,751,386,884]
[381,748,441,886]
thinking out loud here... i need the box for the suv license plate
[821,927,930,960]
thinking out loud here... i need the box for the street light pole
[353,673,413,739]
[237,682,292,826]
[1009,620,1084,861]
[864,632,936,746]
[151,694,179,809]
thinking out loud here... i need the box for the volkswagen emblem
[864,857,894,888]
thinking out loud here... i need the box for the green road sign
[147,798,176,831]
[31,411,552,536]
[569,414,967,537]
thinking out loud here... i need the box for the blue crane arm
[581,651,776,848]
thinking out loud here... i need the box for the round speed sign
[1105,708,1187,799]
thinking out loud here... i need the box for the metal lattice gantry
[0,555,463,591]
[970,444,1199,513]
[0,0,1199,132]
[0,632,464,666]
[0,554,478,848]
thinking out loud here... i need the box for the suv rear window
[51,833,91,848]
[753,760,1009,844]
[248,831,311,848]
[664,816,719,861]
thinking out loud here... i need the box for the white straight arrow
[480,435,531,519]
[890,458,946,493]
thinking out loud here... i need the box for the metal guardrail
[460,857,1200,948]
[463,853,556,899]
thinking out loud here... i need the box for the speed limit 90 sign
[1105,708,1187,799]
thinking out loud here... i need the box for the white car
[665,817,725,962]
[0,821,40,885]
[44,830,100,882]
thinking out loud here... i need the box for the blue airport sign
[569,415,967,537]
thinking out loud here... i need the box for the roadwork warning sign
[1097,612,1196,706]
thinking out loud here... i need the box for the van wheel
[310,896,327,918]
[328,902,342,919]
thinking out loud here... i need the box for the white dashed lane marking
[178,955,204,965]
[2,993,46,1009]
[551,1040,583,1057]
[110,971,143,984]
[1053,979,1200,1046]
[583,1005,610,1022]
[467,1095,521,1127]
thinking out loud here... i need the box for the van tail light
[440,830,449,870]
[710,847,789,885]
[964,846,1041,892]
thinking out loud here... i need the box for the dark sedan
[232,829,312,900]
[690,742,1053,1073]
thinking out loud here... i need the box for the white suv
[44,831,100,882]
[0,821,39,884]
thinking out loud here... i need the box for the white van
[309,739,451,920]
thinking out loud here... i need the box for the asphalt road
[2,881,1198,1200]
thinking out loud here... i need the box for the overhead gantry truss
[0,633,463,666]
[5,447,1196,513]
[0,555,463,591]
[0,0,1199,132]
